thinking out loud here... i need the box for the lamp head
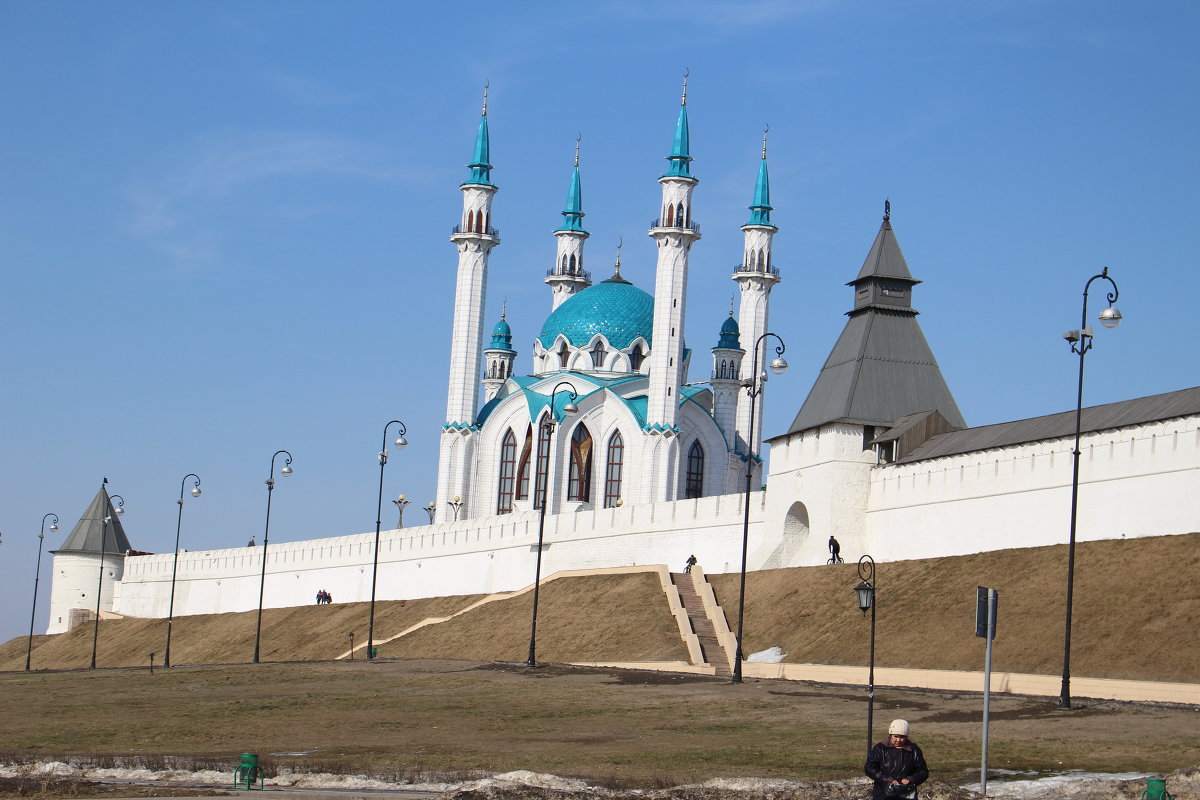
[191,487,202,498]
[453,496,461,503]
[280,465,293,477]
[394,435,408,450]
[114,506,125,516]
[854,580,874,613]
[50,523,59,532]
[1099,305,1122,329]
[769,356,788,375]
[398,494,406,501]
[563,401,579,415]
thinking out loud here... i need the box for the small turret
[711,308,745,443]
[483,304,517,402]
[546,137,591,310]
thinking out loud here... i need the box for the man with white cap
[864,719,929,799]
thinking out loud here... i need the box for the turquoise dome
[537,276,654,351]
[489,317,514,351]
[716,314,741,349]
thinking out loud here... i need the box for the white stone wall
[112,493,767,622]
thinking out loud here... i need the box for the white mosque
[45,88,1199,636]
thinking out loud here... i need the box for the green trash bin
[1141,778,1174,800]
[370,647,378,658]
[233,753,263,791]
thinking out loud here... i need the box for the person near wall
[828,535,842,563]
[864,719,929,800]
[684,554,697,573]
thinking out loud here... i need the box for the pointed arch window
[569,254,577,272]
[567,424,593,502]
[515,425,533,501]
[604,431,624,508]
[629,344,645,372]
[590,341,606,369]
[497,429,517,514]
[685,441,704,499]
[558,341,570,369]
[665,203,674,227]
[533,417,552,510]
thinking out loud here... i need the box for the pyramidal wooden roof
[52,485,132,555]
[782,212,965,436]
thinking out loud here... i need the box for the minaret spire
[645,77,702,501]
[733,126,782,471]
[438,93,502,523]
[545,138,592,310]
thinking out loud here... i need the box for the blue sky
[1,1,1196,646]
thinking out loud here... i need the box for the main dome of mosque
[537,276,655,351]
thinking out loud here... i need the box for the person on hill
[684,554,697,573]
[828,535,842,564]
[316,590,323,605]
[864,719,928,799]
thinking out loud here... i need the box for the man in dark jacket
[864,719,929,799]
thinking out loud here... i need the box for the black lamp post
[369,420,408,661]
[526,381,579,667]
[424,502,436,524]
[1059,268,1122,710]
[731,332,788,684]
[854,554,877,757]
[253,450,293,664]
[90,492,124,669]
[26,513,59,671]
[392,495,410,529]
[164,474,202,668]
[447,496,465,521]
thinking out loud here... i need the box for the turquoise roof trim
[663,105,694,179]
[464,114,494,187]
[746,157,774,227]
[537,277,654,351]
[489,317,515,351]
[557,166,586,233]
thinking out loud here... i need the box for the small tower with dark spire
[546,137,592,310]
[733,127,782,468]
[482,303,517,402]
[438,85,501,524]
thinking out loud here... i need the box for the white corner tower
[645,76,701,501]
[437,88,500,524]
[545,139,591,310]
[733,129,781,478]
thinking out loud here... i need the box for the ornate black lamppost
[526,381,579,667]
[26,513,59,670]
[447,496,465,521]
[90,492,124,669]
[369,420,408,661]
[424,502,436,524]
[164,474,202,668]
[854,555,877,757]
[731,332,787,684]
[392,495,410,528]
[1059,268,1122,709]
[253,450,293,664]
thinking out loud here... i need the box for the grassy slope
[3,533,1197,682]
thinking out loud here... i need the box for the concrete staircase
[671,572,732,676]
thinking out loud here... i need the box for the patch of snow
[966,771,1150,798]
[746,646,786,663]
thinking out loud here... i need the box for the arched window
[558,341,570,369]
[515,425,533,500]
[567,424,593,502]
[676,204,686,226]
[590,341,606,369]
[533,418,552,510]
[685,441,704,499]
[665,203,674,227]
[604,431,624,508]
[629,344,645,371]
[569,253,577,272]
[561,253,568,270]
[497,429,517,514]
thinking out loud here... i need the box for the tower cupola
[546,137,592,310]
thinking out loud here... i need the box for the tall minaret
[733,127,782,470]
[482,302,516,402]
[644,75,701,502]
[710,305,745,445]
[545,138,591,310]
[437,86,500,523]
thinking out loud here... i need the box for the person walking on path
[864,719,928,799]
[828,535,842,564]
[684,554,697,573]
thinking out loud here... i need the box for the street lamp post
[253,450,293,664]
[1059,268,1122,710]
[424,502,436,524]
[164,474,202,668]
[854,555,877,757]
[26,513,59,670]
[90,493,124,669]
[731,332,788,684]
[392,495,410,529]
[447,496,465,521]
[526,381,579,667]
[369,420,408,661]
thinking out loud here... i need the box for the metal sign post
[976,586,998,796]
